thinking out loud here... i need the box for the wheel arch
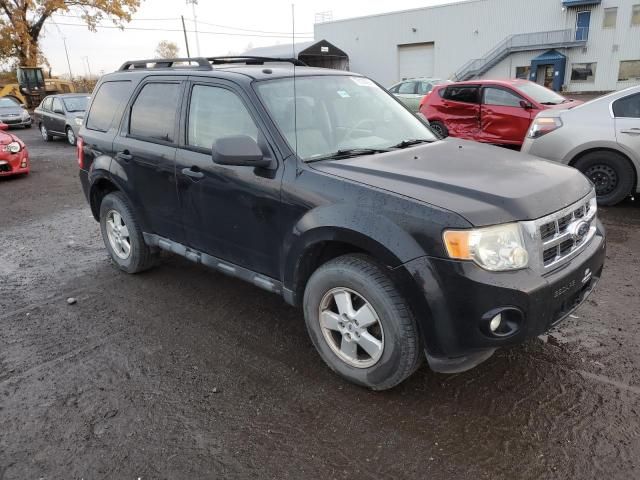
[88,173,151,232]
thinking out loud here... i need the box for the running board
[143,233,283,295]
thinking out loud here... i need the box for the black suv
[78,57,606,390]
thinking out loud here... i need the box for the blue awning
[532,49,566,62]
[562,0,601,7]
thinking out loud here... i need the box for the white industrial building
[314,0,640,92]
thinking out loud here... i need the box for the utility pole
[82,56,93,79]
[62,37,73,80]
[181,15,191,57]
[186,0,201,56]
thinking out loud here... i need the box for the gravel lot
[1,126,639,479]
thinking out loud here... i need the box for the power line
[50,21,313,38]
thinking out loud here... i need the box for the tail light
[527,117,563,139]
[77,136,84,169]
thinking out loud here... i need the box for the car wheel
[24,123,31,129]
[66,127,76,146]
[303,254,422,390]
[430,120,448,138]
[99,191,157,273]
[40,123,52,141]
[574,151,635,206]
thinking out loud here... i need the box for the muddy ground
[1,126,639,479]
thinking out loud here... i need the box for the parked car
[522,86,640,206]
[78,57,605,390]
[420,79,581,147]
[0,122,30,177]
[0,96,32,128]
[33,93,90,145]
[389,78,447,111]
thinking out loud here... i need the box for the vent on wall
[582,47,588,54]
[612,44,619,52]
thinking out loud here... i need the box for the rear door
[612,92,640,163]
[439,85,480,138]
[480,86,535,145]
[112,78,185,242]
[394,81,420,110]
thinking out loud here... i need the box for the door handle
[620,128,640,135]
[116,150,133,161]
[182,167,204,180]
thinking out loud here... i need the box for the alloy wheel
[40,124,48,140]
[67,128,75,145]
[105,209,132,260]
[318,287,384,368]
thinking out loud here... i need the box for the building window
[618,60,640,81]
[632,5,640,26]
[571,63,597,82]
[603,7,617,28]
[515,66,530,80]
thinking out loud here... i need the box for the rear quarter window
[612,93,640,118]
[86,80,133,132]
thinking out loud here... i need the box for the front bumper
[0,151,29,176]
[1,117,31,128]
[402,220,606,371]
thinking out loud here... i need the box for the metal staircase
[453,29,586,81]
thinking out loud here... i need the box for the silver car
[522,86,640,206]
[389,78,448,112]
[0,96,32,128]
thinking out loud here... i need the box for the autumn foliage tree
[155,40,179,59]
[0,0,141,67]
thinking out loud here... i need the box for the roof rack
[207,56,307,67]
[118,57,212,71]
[118,56,307,72]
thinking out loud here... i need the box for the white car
[522,85,640,206]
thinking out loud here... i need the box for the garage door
[398,43,434,80]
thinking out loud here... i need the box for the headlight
[74,117,83,126]
[3,141,21,154]
[527,117,562,139]
[22,111,30,120]
[443,223,529,271]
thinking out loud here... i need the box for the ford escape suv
[78,57,606,390]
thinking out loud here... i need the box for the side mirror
[20,103,26,108]
[0,123,8,131]
[212,135,271,168]
[520,100,533,110]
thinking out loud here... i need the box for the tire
[99,191,157,273]
[24,123,31,129]
[430,120,448,138]
[574,151,635,206]
[40,123,52,141]
[66,126,76,146]
[303,254,422,390]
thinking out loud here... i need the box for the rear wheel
[99,192,157,273]
[303,254,422,390]
[430,120,448,138]
[40,123,52,141]
[574,151,635,206]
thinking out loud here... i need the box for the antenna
[292,3,298,159]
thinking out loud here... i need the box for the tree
[155,40,179,59]
[0,0,141,67]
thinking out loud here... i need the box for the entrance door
[536,65,554,88]
[576,11,591,41]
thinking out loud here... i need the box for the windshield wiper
[390,139,433,149]
[306,148,391,162]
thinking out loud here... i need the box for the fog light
[489,313,502,332]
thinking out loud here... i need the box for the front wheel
[40,123,52,141]
[66,127,76,146]
[303,254,422,390]
[574,151,635,206]
[99,192,157,273]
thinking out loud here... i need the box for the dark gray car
[0,96,32,128]
[33,93,90,145]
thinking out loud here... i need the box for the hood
[0,105,24,116]
[310,138,593,226]
[0,131,20,145]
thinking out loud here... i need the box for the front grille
[0,163,11,172]
[522,193,597,273]
[2,118,21,125]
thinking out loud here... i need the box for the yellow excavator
[0,67,76,109]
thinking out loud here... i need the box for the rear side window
[483,87,523,107]
[42,97,53,110]
[442,86,479,103]
[129,82,181,143]
[417,81,433,95]
[86,81,133,132]
[398,81,416,94]
[612,93,640,118]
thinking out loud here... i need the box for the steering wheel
[342,118,376,142]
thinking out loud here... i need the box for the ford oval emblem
[571,221,590,243]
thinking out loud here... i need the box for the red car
[0,122,30,177]
[419,79,581,147]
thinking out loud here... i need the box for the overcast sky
[39,0,462,77]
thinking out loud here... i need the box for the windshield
[516,81,567,105]
[0,97,19,108]
[63,96,89,112]
[255,75,437,161]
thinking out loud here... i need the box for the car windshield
[255,75,437,161]
[0,97,19,108]
[516,82,567,105]
[62,96,89,112]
